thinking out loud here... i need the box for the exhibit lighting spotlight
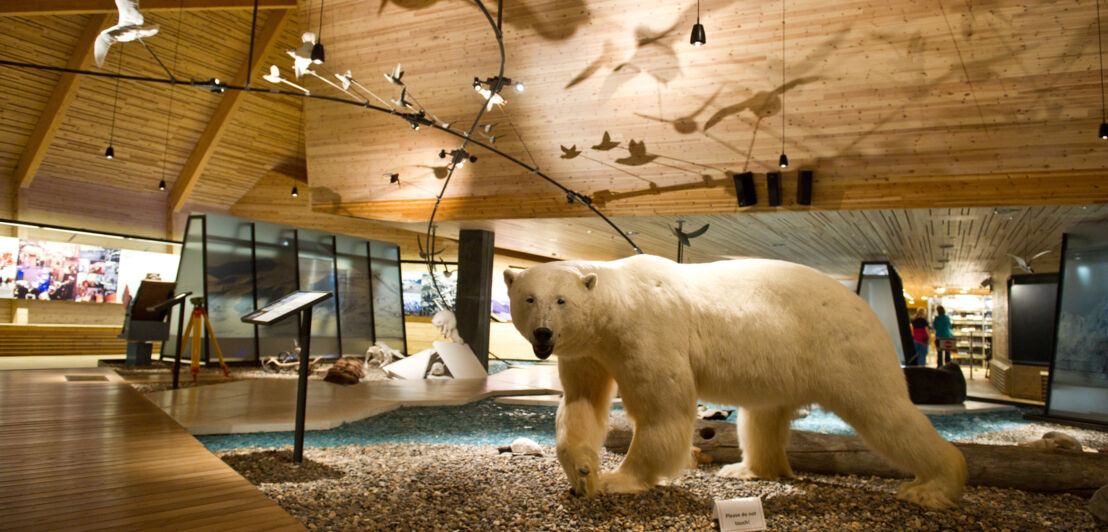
[513,80,525,92]
[778,0,789,169]
[1101,122,1108,140]
[690,0,706,47]
[291,186,299,198]
[312,0,325,64]
[105,145,115,159]
[158,179,166,191]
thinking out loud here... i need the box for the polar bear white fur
[504,255,966,509]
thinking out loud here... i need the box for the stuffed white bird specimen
[94,0,160,68]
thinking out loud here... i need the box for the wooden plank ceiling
[2,0,1107,299]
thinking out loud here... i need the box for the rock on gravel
[218,443,1105,531]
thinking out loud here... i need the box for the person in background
[932,305,954,367]
[910,308,930,366]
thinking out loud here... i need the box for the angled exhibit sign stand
[243,290,334,463]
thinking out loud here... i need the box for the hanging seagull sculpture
[94,0,160,68]
[391,87,413,109]
[287,32,316,79]
[1008,250,1051,274]
[263,65,310,95]
[384,64,404,85]
[671,220,709,264]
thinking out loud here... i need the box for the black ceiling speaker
[797,170,813,206]
[733,172,757,207]
[767,172,781,206]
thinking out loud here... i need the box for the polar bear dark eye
[526,297,534,304]
[557,298,565,305]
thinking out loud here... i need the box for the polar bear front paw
[896,481,957,510]
[717,462,761,480]
[717,461,793,480]
[598,471,651,494]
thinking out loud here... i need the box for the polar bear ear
[581,273,598,291]
[503,268,520,288]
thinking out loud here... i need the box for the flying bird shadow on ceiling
[308,186,352,216]
[565,0,741,96]
[614,140,658,166]
[634,85,724,134]
[703,77,820,131]
[592,174,733,207]
[565,41,617,89]
[379,0,588,41]
[415,164,450,179]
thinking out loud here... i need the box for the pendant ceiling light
[778,0,789,168]
[311,0,325,64]
[158,5,183,192]
[690,0,706,46]
[291,185,299,197]
[1098,0,1106,139]
[105,46,124,159]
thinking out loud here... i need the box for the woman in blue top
[932,305,954,367]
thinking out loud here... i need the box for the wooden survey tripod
[179,296,230,382]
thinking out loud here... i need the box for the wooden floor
[0,367,305,531]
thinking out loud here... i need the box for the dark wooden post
[456,229,495,369]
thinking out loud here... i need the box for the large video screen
[0,236,176,303]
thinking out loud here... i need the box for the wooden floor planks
[0,368,305,531]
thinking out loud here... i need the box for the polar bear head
[503,263,598,360]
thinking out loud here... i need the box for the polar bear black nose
[533,328,553,342]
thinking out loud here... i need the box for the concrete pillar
[456,229,494,369]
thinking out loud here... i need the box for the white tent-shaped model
[383,341,487,380]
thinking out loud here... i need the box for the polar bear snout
[531,327,555,359]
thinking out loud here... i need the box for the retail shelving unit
[950,308,992,378]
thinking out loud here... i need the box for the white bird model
[94,0,160,68]
[1008,250,1051,274]
[286,32,316,79]
[262,65,310,95]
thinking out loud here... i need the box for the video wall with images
[0,236,178,303]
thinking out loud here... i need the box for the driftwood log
[603,412,1108,496]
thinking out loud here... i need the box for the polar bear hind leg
[825,396,967,509]
[718,405,796,480]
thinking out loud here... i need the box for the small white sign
[712,497,766,532]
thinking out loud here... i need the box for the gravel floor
[217,443,1105,531]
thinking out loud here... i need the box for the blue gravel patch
[198,399,559,451]
[701,404,1034,440]
[198,363,1035,451]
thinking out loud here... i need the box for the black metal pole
[172,299,186,390]
[293,307,313,463]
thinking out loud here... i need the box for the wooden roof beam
[0,0,297,16]
[318,169,1108,223]
[168,8,292,213]
[14,13,110,189]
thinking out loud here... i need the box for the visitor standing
[932,305,954,367]
[910,308,930,366]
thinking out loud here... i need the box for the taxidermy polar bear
[504,255,966,509]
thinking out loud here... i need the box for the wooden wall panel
[16,175,169,239]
